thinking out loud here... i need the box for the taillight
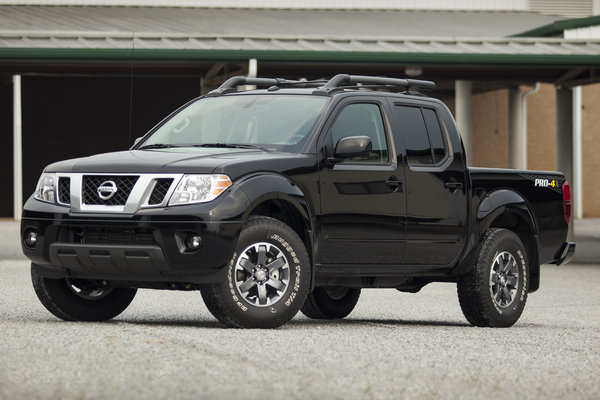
[562,181,572,224]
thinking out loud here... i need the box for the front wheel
[301,287,361,319]
[457,228,529,327]
[201,217,311,328]
[31,265,137,322]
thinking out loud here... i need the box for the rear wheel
[301,287,361,319]
[31,265,137,322]
[457,228,529,327]
[201,217,311,328]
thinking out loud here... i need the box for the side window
[396,105,447,166]
[422,108,446,164]
[330,103,388,163]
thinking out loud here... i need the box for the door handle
[444,181,463,192]
[385,180,403,193]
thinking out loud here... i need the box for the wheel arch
[456,189,541,292]
[237,173,315,265]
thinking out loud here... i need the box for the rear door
[317,97,406,265]
[390,100,468,266]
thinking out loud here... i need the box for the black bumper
[554,241,576,266]
[21,204,244,284]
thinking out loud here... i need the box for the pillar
[455,80,472,165]
[572,86,583,219]
[508,88,524,169]
[556,88,574,186]
[13,75,22,221]
[556,87,574,238]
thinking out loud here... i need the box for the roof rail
[312,74,436,95]
[206,76,324,96]
[206,74,436,97]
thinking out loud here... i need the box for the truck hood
[44,147,315,179]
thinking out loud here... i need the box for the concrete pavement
[1,259,599,400]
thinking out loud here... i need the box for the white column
[13,75,23,221]
[573,86,583,219]
[244,58,258,90]
[455,80,472,165]
[508,88,524,169]
[556,87,574,239]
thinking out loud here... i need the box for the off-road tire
[201,217,311,329]
[301,287,361,319]
[457,228,529,327]
[31,264,137,322]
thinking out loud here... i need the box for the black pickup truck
[21,74,575,328]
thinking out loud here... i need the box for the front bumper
[554,241,576,266]
[21,199,245,284]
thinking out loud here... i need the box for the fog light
[24,229,38,249]
[185,234,202,251]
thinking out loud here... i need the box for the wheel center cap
[255,268,267,282]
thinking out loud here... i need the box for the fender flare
[236,173,317,288]
[454,189,539,282]
[236,173,314,226]
[476,189,537,235]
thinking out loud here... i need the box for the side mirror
[133,137,143,146]
[334,136,372,159]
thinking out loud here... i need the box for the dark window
[396,106,447,165]
[330,103,388,163]
[396,106,432,164]
[422,108,446,164]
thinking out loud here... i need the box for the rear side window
[395,105,447,165]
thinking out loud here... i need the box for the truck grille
[148,178,174,205]
[64,226,156,245]
[58,177,71,205]
[82,175,139,206]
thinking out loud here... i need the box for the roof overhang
[1,32,599,88]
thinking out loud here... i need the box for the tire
[301,287,361,319]
[201,217,311,329]
[31,264,137,322]
[457,228,529,328]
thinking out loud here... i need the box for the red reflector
[562,181,572,224]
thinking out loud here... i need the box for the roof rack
[206,74,436,97]
[312,74,435,95]
[206,76,324,96]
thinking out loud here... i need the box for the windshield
[139,94,328,151]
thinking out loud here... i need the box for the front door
[317,99,406,266]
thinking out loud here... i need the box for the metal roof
[2,32,600,66]
[0,5,598,87]
[0,5,561,38]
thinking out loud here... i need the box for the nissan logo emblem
[97,180,118,200]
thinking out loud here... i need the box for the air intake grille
[82,175,138,206]
[148,178,174,205]
[58,177,70,205]
[65,226,156,245]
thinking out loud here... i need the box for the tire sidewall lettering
[489,241,528,316]
[224,231,303,313]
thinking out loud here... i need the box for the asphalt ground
[2,220,599,399]
[1,259,599,399]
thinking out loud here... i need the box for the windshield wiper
[196,143,267,150]
[137,143,185,150]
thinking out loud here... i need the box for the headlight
[168,174,232,206]
[33,173,56,203]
